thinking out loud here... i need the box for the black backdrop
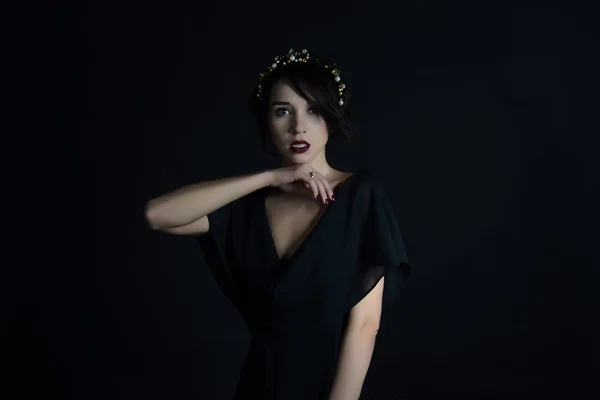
[8,1,598,399]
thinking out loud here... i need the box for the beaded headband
[255,48,346,106]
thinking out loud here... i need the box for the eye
[275,107,290,116]
[307,107,320,115]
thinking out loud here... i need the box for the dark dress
[196,169,411,400]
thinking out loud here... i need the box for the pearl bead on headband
[255,48,346,106]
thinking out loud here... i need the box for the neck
[282,149,335,178]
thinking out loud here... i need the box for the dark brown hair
[248,58,353,156]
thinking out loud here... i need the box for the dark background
[8,1,598,399]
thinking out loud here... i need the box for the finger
[314,178,328,204]
[306,178,320,200]
[321,176,334,201]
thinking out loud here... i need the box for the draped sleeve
[347,176,411,312]
[195,201,240,308]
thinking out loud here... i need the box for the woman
[145,48,411,400]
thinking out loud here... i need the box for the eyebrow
[271,101,290,106]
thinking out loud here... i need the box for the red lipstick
[290,140,311,153]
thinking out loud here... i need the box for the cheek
[268,117,287,143]
[309,114,326,127]
[310,117,329,137]
[269,115,283,129]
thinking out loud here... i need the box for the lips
[290,140,311,153]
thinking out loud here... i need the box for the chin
[283,157,307,166]
[288,151,314,161]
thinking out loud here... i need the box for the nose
[293,127,307,135]
[291,114,307,135]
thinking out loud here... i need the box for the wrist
[258,169,275,188]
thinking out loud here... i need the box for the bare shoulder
[329,170,354,190]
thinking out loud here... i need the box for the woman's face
[268,79,329,165]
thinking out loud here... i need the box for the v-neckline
[263,172,358,264]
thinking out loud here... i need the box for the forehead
[269,79,309,104]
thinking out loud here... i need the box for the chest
[264,195,327,261]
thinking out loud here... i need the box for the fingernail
[315,194,319,200]
[331,195,335,201]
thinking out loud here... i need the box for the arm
[328,277,384,400]
[145,170,273,233]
